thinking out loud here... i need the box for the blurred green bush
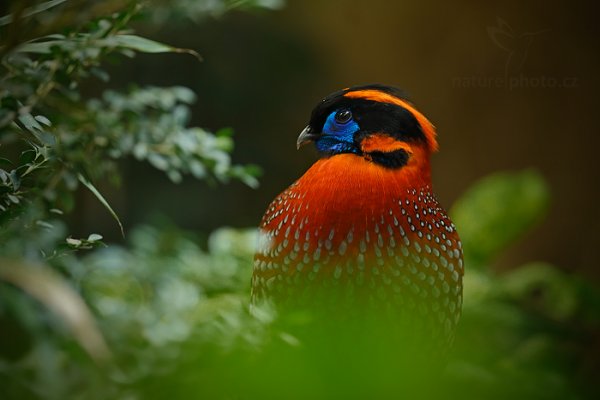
[1,1,599,399]
[447,171,600,399]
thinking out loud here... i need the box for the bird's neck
[277,152,433,240]
[297,151,433,202]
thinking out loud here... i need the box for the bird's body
[252,85,463,345]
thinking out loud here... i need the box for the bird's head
[297,84,438,170]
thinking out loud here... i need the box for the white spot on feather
[256,229,274,255]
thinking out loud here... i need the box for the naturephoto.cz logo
[452,18,579,90]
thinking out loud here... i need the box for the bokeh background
[2,0,599,399]
[78,0,599,280]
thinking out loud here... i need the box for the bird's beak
[296,126,319,149]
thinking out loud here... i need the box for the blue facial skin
[315,110,360,154]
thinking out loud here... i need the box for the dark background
[76,0,599,280]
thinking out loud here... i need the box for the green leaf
[34,115,52,126]
[78,174,124,237]
[7,193,20,204]
[9,169,20,190]
[148,153,169,171]
[106,35,202,61]
[18,113,43,131]
[0,258,110,362]
[450,169,550,268]
[15,39,70,54]
[0,0,67,26]
[87,233,103,242]
[0,169,9,183]
[36,220,53,229]
[66,237,82,246]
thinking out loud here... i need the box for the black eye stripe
[309,97,425,145]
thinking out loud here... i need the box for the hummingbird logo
[487,18,549,78]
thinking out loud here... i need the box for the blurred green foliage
[0,0,259,245]
[451,169,550,268]
[0,1,265,397]
[1,1,599,400]
[447,171,600,399]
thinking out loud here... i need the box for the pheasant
[252,84,463,347]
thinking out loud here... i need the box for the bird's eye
[334,109,353,124]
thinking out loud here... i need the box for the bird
[251,84,463,348]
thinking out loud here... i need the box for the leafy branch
[0,1,258,241]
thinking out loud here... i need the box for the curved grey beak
[296,125,319,149]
